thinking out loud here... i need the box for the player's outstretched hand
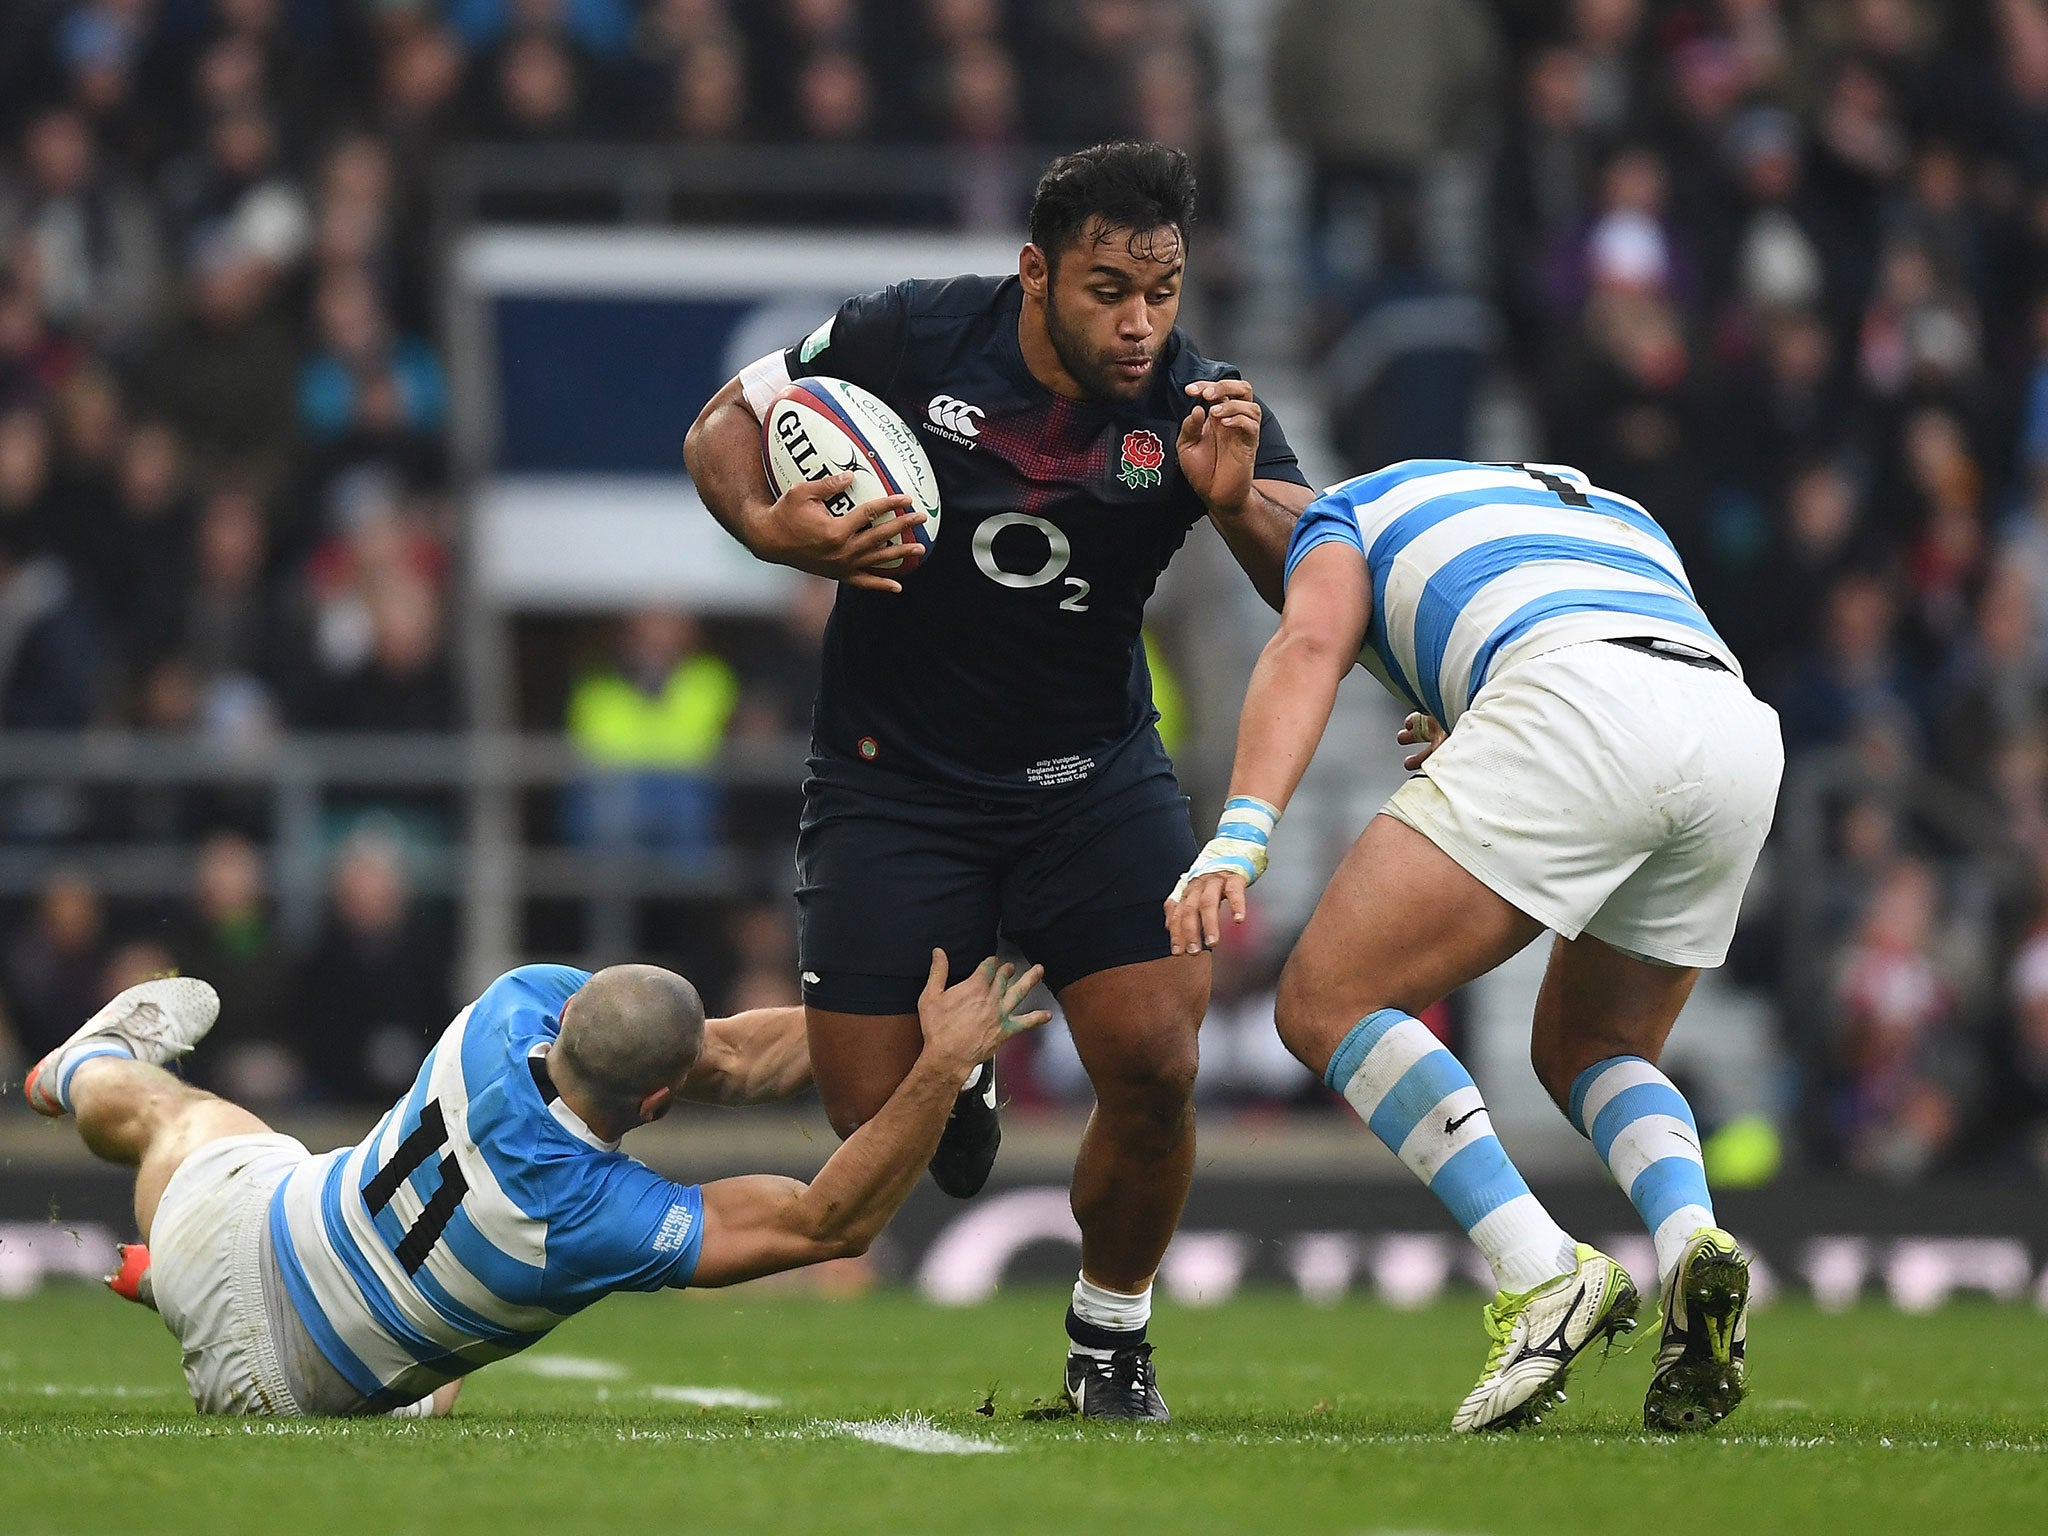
[1163,870,1247,956]
[916,950,1050,1082]
[1178,378,1262,516]
[1397,711,1447,770]
[761,471,927,592]
[1164,795,1275,954]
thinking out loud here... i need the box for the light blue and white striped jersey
[268,965,705,1410]
[1284,459,1738,728]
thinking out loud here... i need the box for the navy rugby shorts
[794,737,1198,1015]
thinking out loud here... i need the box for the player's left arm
[1179,378,1314,612]
[679,1006,812,1106]
[1164,541,1369,954]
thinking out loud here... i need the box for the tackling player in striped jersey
[22,954,1045,1416]
[1166,460,1784,1433]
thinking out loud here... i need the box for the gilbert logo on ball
[773,410,859,515]
[1118,429,1165,490]
[761,378,943,571]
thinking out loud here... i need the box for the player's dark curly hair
[1028,141,1197,270]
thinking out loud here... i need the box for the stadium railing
[431,142,1050,232]
[0,729,809,987]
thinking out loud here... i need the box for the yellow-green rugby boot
[1452,1243,1640,1432]
[1643,1227,1749,1432]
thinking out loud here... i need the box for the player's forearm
[791,1052,965,1255]
[1210,483,1307,612]
[724,1006,812,1103]
[1166,622,1341,935]
[1226,625,1348,815]
[684,381,779,558]
[682,1007,812,1106]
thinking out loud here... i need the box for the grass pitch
[5,1284,2047,1535]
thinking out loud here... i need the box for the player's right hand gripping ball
[761,376,942,570]
[1170,795,1280,904]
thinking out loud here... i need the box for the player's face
[1041,222,1184,403]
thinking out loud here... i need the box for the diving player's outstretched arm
[685,375,927,593]
[1163,542,1370,955]
[681,1006,813,1106]
[1179,378,1316,611]
[688,953,1050,1286]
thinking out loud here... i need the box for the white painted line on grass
[826,1413,1010,1455]
[504,1354,627,1381]
[22,1419,2046,1459]
[2,1382,175,1398]
[646,1386,782,1409]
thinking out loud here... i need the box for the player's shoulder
[826,275,1011,362]
[888,272,1016,326]
[544,1148,704,1290]
[480,964,593,1013]
[1318,458,1494,510]
[459,964,591,1067]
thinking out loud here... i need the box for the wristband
[1169,795,1281,903]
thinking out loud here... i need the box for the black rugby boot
[1063,1340,1171,1422]
[928,1059,1001,1198]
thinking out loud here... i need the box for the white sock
[1067,1273,1152,1358]
[1327,1009,1577,1294]
[1472,1198,1583,1294]
[1569,1056,1718,1284]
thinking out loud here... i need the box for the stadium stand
[2,0,2047,1188]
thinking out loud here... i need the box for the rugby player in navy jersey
[685,142,1314,1419]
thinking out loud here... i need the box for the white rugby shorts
[1382,640,1784,968]
[149,1131,313,1415]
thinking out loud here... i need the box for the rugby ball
[761,377,942,570]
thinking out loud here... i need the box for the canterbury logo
[927,395,984,436]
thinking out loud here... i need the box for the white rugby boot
[1452,1242,1640,1432]
[23,977,221,1116]
[1642,1227,1749,1432]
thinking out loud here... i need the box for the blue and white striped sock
[1326,1009,1576,1294]
[1569,1056,1716,1284]
[51,1039,139,1112]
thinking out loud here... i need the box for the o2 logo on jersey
[924,394,984,448]
[972,513,1090,612]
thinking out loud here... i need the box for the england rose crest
[1117,428,1165,490]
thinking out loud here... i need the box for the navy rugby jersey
[783,274,1306,796]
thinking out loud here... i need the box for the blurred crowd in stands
[0,0,1186,1112]
[1274,0,2048,1178]
[6,0,2048,1182]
